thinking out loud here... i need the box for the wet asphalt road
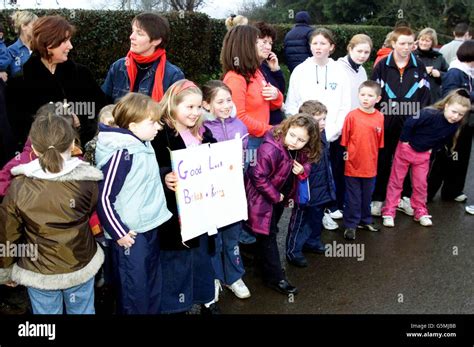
[219,144,474,314]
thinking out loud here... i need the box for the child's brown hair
[29,113,76,173]
[273,113,321,162]
[298,100,328,117]
[112,92,161,129]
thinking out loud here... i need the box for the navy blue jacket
[284,23,313,72]
[307,131,336,207]
[260,61,286,125]
[441,67,474,101]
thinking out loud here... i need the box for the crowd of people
[0,10,473,315]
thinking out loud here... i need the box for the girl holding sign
[245,114,320,295]
[202,80,251,300]
[152,79,220,314]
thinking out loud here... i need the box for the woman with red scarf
[102,12,184,103]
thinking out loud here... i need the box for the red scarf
[126,48,166,102]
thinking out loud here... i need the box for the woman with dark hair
[6,15,106,151]
[428,40,474,206]
[102,12,184,103]
[255,21,286,125]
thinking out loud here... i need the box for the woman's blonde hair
[273,113,321,162]
[347,34,373,52]
[417,27,438,48]
[225,15,248,31]
[159,79,203,138]
[430,88,472,151]
[11,10,37,35]
[112,93,161,129]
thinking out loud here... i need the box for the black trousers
[256,203,285,284]
[428,127,473,200]
[329,137,346,211]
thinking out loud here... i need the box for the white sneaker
[397,196,414,216]
[382,216,395,227]
[415,215,432,227]
[214,279,222,302]
[227,278,251,299]
[328,209,343,220]
[323,213,339,230]
[454,194,468,202]
[465,205,474,215]
[371,201,383,216]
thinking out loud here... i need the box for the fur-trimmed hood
[11,158,103,181]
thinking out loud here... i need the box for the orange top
[341,108,384,178]
[223,70,283,137]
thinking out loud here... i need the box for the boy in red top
[341,80,384,240]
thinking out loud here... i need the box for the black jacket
[6,53,106,150]
[152,123,217,250]
[371,52,431,133]
[414,49,449,102]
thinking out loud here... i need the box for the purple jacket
[0,138,35,197]
[245,130,311,235]
[203,111,249,148]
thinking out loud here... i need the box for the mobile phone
[266,54,272,61]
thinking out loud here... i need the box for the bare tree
[167,0,206,11]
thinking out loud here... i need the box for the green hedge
[0,10,392,85]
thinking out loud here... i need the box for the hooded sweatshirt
[285,57,352,142]
[442,59,474,100]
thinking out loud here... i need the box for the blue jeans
[286,204,325,260]
[27,277,95,314]
[211,222,245,286]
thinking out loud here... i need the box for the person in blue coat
[284,11,314,73]
[286,100,336,268]
[102,12,184,103]
[7,11,38,77]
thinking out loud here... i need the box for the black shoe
[344,228,356,240]
[303,244,326,254]
[357,223,380,232]
[286,255,308,268]
[265,279,298,295]
[201,303,221,315]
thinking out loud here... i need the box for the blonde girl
[152,79,219,314]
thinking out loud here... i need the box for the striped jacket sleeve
[97,149,133,241]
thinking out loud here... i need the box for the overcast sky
[0,0,246,18]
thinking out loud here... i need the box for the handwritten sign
[170,138,248,242]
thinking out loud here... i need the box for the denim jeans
[211,222,245,286]
[27,277,95,314]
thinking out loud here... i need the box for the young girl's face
[349,43,371,65]
[284,125,310,150]
[130,117,161,141]
[444,102,469,124]
[310,34,334,60]
[203,88,233,120]
[175,93,203,130]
